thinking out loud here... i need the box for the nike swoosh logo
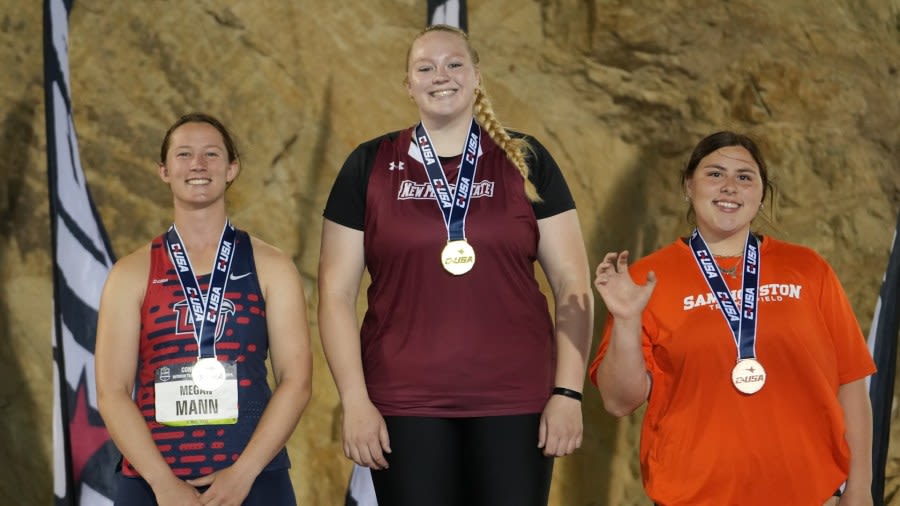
[230,272,252,281]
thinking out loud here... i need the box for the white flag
[46,0,118,503]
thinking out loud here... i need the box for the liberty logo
[389,161,405,171]
[174,298,236,340]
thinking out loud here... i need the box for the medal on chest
[165,221,237,391]
[192,357,227,391]
[689,230,766,394]
[731,358,766,394]
[441,239,476,275]
[413,120,481,276]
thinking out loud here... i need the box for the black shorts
[371,414,554,506]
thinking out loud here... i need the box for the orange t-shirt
[589,237,876,506]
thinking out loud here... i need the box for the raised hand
[593,251,656,321]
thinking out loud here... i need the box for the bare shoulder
[248,235,301,284]
[102,242,153,302]
[248,235,294,265]
[111,242,152,280]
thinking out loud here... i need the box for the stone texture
[2,0,899,504]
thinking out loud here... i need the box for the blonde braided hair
[407,25,541,202]
[472,87,540,202]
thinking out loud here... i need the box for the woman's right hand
[342,398,392,470]
[594,251,656,320]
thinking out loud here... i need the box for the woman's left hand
[187,466,255,506]
[538,394,583,457]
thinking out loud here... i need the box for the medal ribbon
[413,119,480,242]
[688,229,761,360]
[165,220,236,360]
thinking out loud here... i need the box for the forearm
[552,285,594,391]
[98,391,179,489]
[596,317,649,416]
[838,379,873,494]
[233,376,311,477]
[535,211,594,392]
[319,296,370,405]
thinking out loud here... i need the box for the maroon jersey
[324,127,575,417]
[122,230,289,478]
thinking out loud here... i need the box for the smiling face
[685,146,765,245]
[158,121,239,207]
[405,28,481,128]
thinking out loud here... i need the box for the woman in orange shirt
[590,131,875,506]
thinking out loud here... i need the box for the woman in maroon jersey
[95,113,312,506]
[318,25,593,505]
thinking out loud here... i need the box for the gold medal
[192,357,226,391]
[731,358,766,394]
[441,240,475,275]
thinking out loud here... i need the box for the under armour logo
[389,161,405,171]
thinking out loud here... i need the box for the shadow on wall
[567,148,662,506]
[294,75,335,265]
[0,99,52,504]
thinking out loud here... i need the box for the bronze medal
[731,358,766,394]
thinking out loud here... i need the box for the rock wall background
[2,0,899,504]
